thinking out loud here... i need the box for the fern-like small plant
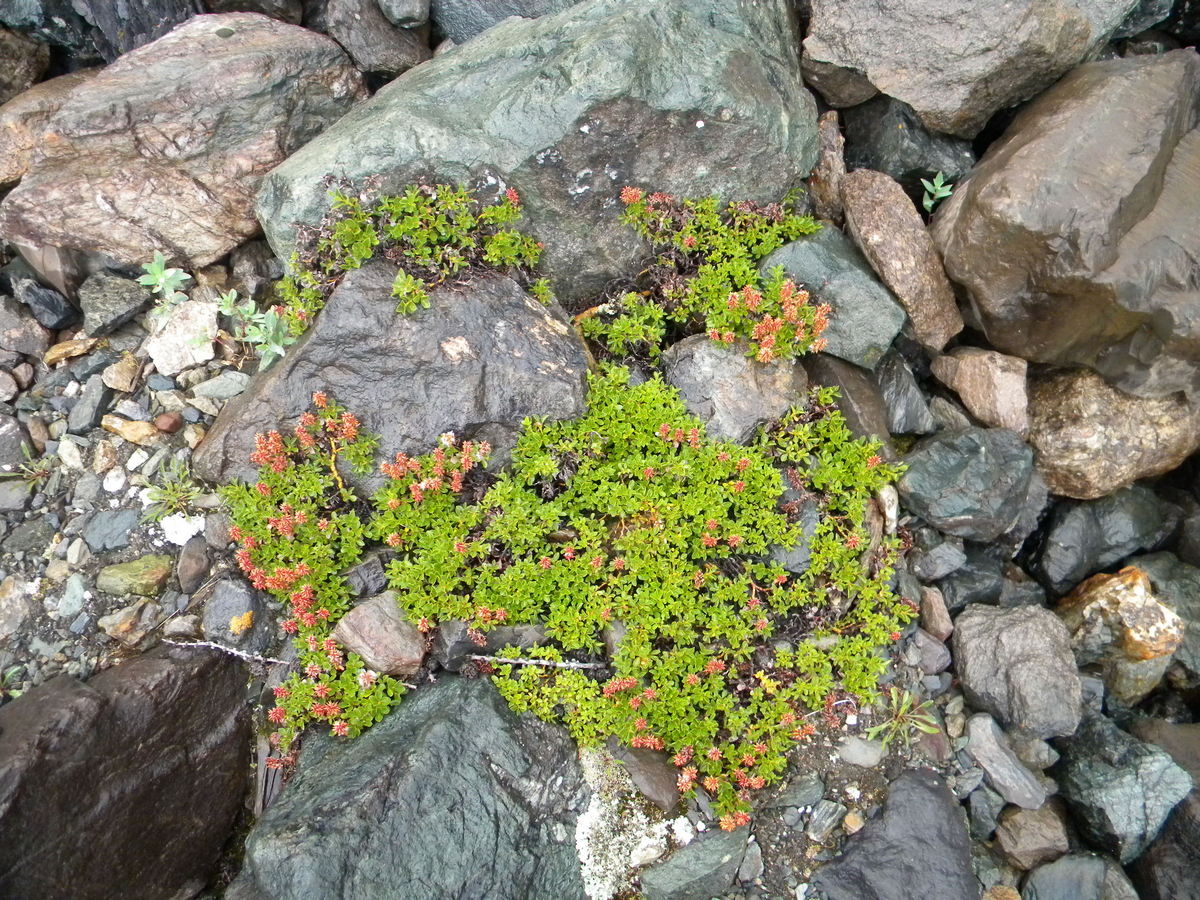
[864,686,940,749]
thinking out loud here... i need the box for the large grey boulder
[0,13,364,270]
[0,647,249,900]
[192,264,588,484]
[662,336,807,444]
[1057,713,1193,863]
[257,0,820,304]
[953,605,1081,740]
[230,677,589,900]
[898,427,1033,542]
[932,51,1200,398]
[811,769,976,900]
[802,0,1138,138]
[761,227,906,370]
[1027,369,1200,500]
[1032,486,1180,595]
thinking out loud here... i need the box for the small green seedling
[921,172,953,214]
[139,252,192,312]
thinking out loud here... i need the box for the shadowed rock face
[0,648,249,900]
[192,265,589,485]
[256,0,820,304]
[802,0,1137,138]
[229,677,590,900]
[0,13,365,270]
[933,50,1200,398]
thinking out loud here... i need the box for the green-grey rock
[257,0,819,304]
[96,555,173,597]
[762,228,905,370]
[230,677,589,900]
[639,826,748,900]
[1023,853,1139,900]
[1057,713,1193,863]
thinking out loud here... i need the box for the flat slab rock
[0,648,249,900]
[192,265,588,485]
[230,677,589,900]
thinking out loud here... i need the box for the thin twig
[163,639,291,666]
[471,654,607,670]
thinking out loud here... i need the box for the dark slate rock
[640,827,747,900]
[1127,552,1200,676]
[66,374,114,435]
[345,553,388,597]
[231,677,589,900]
[78,273,151,338]
[378,0,429,28]
[430,0,579,44]
[1114,0,1174,37]
[953,605,1081,739]
[0,414,30,472]
[81,508,140,553]
[193,266,588,485]
[433,619,545,671]
[842,96,976,201]
[898,427,1033,542]
[770,493,820,576]
[1032,485,1179,595]
[811,769,976,900]
[999,569,1048,608]
[305,0,430,77]
[0,294,51,357]
[1164,0,1200,41]
[761,228,906,370]
[1132,792,1200,900]
[1056,713,1193,863]
[200,577,272,653]
[0,0,99,60]
[968,785,1005,841]
[0,647,249,899]
[966,713,1046,809]
[12,275,79,330]
[910,539,966,583]
[69,348,120,382]
[662,336,808,444]
[936,544,1004,610]
[876,352,935,436]
[804,354,895,455]
[1023,853,1140,900]
[258,0,819,305]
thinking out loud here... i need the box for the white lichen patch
[439,336,474,362]
[575,747,669,900]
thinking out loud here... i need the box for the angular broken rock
[193,266,588,485]
[0,14,364,269]
[808,110,846,225]
[141,300,218,376]
[932,51,1200,398]
[802,0,1137,138]
[840,169,962,352]
[1056,566,1184,705]
[330,592,427,677]
[930,347,1028,436]
[1028,369,1200,500]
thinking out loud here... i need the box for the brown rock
[101,415,162,446]
[931,347,1028,436]
[607,739,680,813]
[1028,369,1200,500]
[0,648,249,899]
[804,354,895,457]
[0,296,52,357]
[0,29,49,106]
[919,585,953,642]
[840,169,963,351]
[11,362,34,389]
[91,439,117,474]
[995,804,1069,871]
[932,51,1200,398]
[101,353,141,392]
[0,14,364,269]
[43,337,97,366]
[176,535,210,595]
[809,110,846,225]
[154,412,184,434]
[1057,566,1185,705]
[982,888,1021,900]
[0,70,95,185]
[330,591,427,676]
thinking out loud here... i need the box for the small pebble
[154,411,184,433]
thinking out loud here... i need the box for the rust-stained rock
[330,591,427,677]
[1057,566,1185,705]
[1028,369,1200,500]
[44,338,98,367]
[101,415,162,447]
[809,111,846,225]
[0,14,364,269]
[840,169,962,352]
[931,347,1028,436]
[0,70,94,185]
